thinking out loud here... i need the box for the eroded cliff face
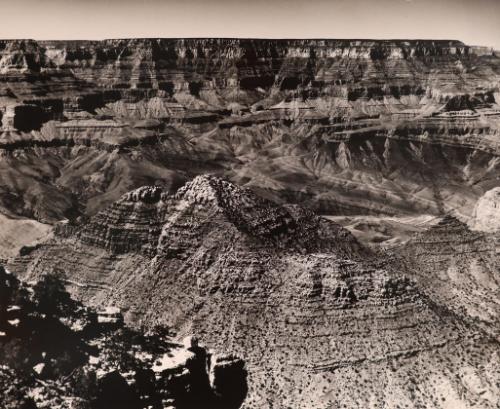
[1,39,500,408]
[473,187,500,231]
[0,38,499,223]
[36,39,500,102]
[8,177,500,409]
[398,215,500,338]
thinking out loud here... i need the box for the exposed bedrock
[398,215,500,337]
[473,187,500,232]
[35,39,500,100]
[0,38,499,221]
[0,116,499,223]
[7,177,500,408]
[1,39,500,124]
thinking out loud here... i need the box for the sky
[0,0,498,49]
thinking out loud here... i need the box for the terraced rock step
[0,38,499,222]
[7,177,500,408]
[399,215,500,338]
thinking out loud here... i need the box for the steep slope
[398,215,500,338]
[0,266,248,409]
[0,39,500,222]
[473,187,500,232]
[9,177,500,408]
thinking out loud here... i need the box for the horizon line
[0,36,496,48]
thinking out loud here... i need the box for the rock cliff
[8,177,500,408]
[473,187,500,232]
[0,266,247,409]
[0,38,499,222]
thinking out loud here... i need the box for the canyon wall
[1,39,499,409]
[0,39,500,222]
[1,38,499,223]
[7,177,499,408]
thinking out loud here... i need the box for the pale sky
[0,0,499,49]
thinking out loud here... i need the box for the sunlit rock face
[473,187,500,232]
[0,38,499,222]
[1,39,500,408]
[7,177,500,409]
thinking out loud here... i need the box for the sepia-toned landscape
[0,35,499,408]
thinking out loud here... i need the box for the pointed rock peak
[174,175,306,244]
[123,186,163,204]
[175,175,288,220]
[175,175,244,207]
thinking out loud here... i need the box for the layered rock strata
[0,38,499,221]
[398,215,500,338]
[8,177,500,408]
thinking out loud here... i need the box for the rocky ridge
[399,215,500,338]
[0,38,499,224]
[8,177,500,408]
